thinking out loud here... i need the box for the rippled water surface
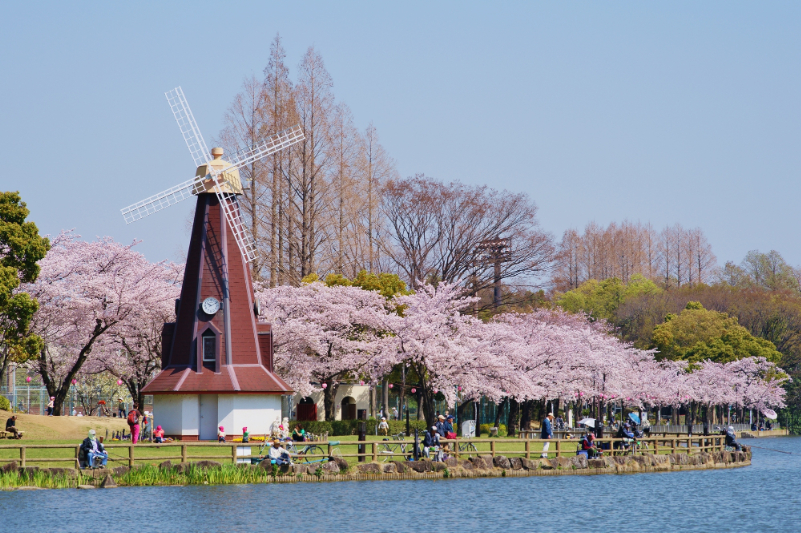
[2,437,800,532]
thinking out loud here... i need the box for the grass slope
[0,411,128,440]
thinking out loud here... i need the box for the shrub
[479,424,492,437]
[291,419,428,437]
[0,395,10,412]
[498,424,508,437]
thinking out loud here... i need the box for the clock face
[202,297,220,315]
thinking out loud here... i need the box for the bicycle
[378,432,409,462]
[458,439,478,455]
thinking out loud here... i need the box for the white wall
[218,394,281,436]
[153,394,199,437]
[153,393,281,439]
[292,384,370,421]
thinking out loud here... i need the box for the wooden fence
[0,435,726,469]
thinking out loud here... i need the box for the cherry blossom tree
[99,262,182,409]
[25,231,179,415]
[257,281,392,420]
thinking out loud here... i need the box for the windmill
[132,87,299,441]
[121,86,303,263]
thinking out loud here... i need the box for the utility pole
[475,238,512,310]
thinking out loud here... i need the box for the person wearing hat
[435,414,447,437]
[80,429,108,468]
[243,426,250,443]
[541,412,554,458]
[153,425,165,443]
[269,439,292,465]
[378,416,389,436]
[422,425,441,460]
[580,431,600,458]
[218,425,226,443]
[443,415,456,440]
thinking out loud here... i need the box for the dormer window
[202,330,216,371]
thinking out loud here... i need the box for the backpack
[127,410,138,425]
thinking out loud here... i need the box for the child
[242,426,250,443]
[378,417,389,436]
[218,425,226,443]
[153,425,165,443]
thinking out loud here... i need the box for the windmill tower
[123,87,302,440]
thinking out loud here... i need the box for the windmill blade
[165,87,211,168]
[218,193,258,263]
[121,175,206,224]
[211,125,304,178]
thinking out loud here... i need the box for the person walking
[127,402,141,444]
[46,397,54,416]
[541,412,554,458]
[117,398,126,419]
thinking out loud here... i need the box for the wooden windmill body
[124,87,302,440]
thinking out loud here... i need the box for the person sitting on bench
[80,429,108,468]
[723,426,742,451]
[268,440,292,465]
[5,416,22,439]
[581,432,601,458]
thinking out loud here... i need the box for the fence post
[671,439,676,454]
[75,445,81,469]
[372,442,378,462]
[556,440,561,458]
[453,440,459,459]
[490,440,496,457]
[232,444,237,464]
[327,442,332,458]
[129,444,135,468]
[181,444,187,463]
[19,446,25,467]
[525,439,530,459]
[653,439,658,455]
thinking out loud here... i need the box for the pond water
[2,437,800,533]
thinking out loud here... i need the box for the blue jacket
[423,431,439,447]
[541,418,553,439]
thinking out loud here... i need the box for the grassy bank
[0,412,128,440]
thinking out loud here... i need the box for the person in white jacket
[268,440,292,465]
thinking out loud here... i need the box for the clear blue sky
[2,1,800,267]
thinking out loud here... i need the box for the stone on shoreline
[520,458,537,470]
[509,457,523,470]
[382,463,397,474]
[18,466,40,479]
[408,461,432,473]
[194,460,222,470]
[321,461,339,474]
[159,461,172,471]
[113,466,130,476]
[1,461,18,474]
[100,474,117,488]
[493,455,511,469]
[331,457,349,472]
[356,463,382,474]
[390,461,408,473]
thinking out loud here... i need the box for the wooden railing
[0,436,727,468]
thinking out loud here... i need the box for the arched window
[202,330,216,371]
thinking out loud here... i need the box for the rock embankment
[0,447,751,489]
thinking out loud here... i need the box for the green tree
[555,274,662,321]
[652,301,782,364]
[0,192,50,385]
[304,270,412,300]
